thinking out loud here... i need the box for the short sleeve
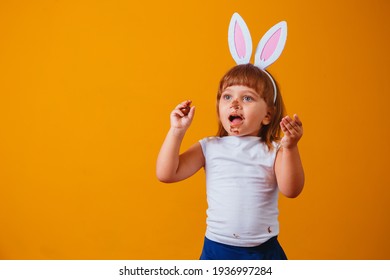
[199,138,207,156]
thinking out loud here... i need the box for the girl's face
[218,85,271,136]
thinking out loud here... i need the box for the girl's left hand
[280,114,303,149]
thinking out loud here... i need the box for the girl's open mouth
[229,114,244,126]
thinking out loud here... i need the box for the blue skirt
[200,236,287,260]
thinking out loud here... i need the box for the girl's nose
[231,98,241,109]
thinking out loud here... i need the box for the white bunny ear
[228,13,252,65]
[254,21,287,69]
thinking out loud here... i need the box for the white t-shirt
[199,136,280,247]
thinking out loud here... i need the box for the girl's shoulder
[198,137,219,153]
[199,136,220,143]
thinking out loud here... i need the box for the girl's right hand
[170,100,195,131]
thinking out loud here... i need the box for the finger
[187,106,196,119]
[293,114,302,127]
[282,117,300,135]
[172,108,185,118]
[176,100,192,116]
[283,116,298,130]
[175,100,190,110]
[175,104,183,110]
[280,121,292,136]
[282,117,295,130]
[182,100,192,108]
[286,115,302,129]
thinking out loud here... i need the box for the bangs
[218,64,271,100]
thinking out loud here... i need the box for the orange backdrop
[1,0,389,259]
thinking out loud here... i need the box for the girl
[156,14,304,260]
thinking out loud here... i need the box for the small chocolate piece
[180,106,190,116]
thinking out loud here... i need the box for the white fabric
[199,136,280,247]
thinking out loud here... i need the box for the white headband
[228,13,287,103]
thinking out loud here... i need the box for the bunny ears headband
[228,13,287,103]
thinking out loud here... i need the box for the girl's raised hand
[280,114,303,149]
[170,100,195,131]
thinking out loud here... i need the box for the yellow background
[1,0,389,259]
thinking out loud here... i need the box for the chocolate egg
[180,106,190,116]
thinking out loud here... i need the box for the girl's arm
[275,114,305,198]
[156,101,205,183]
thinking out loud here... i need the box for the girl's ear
[254,21,287,70]
[262,110,272,125]
[228,13,252,65]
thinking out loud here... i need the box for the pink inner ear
[234,22,246,59]
[261,28,281,61]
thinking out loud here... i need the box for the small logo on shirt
[268,226,272,233]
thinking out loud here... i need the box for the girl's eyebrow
[222,88,232,93]
[241,89,258,95]
[222,87,258,95]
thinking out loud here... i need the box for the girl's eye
[223,94,232,100]
[243,96,253,102]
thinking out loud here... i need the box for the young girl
[156,14,304,260]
